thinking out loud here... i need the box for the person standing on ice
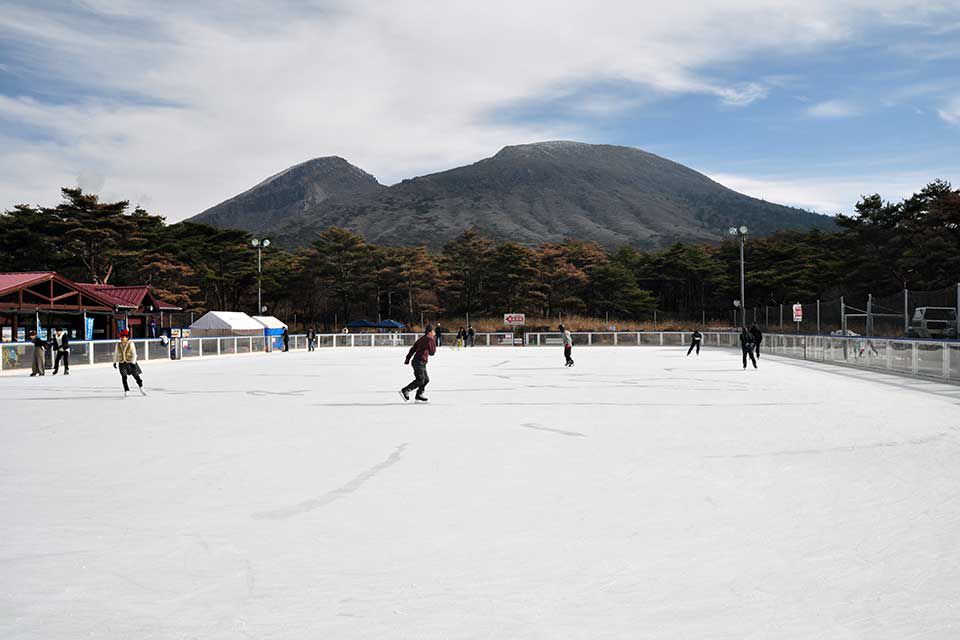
[455,327,466,349]
[434,324,444,347]
[29,330,46,376]
[307,326,316,352]
[400,325,436,402]
[740,327,757,369]
[467,325,476,347]
[282,327,289,352]
[560,324,574,367]
[686,329,702,356]
[749,324,763,359]
[51,327,70,374]
[113,330,146,397]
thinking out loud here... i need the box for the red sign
[792,303,803,322]
[503,313,525,326]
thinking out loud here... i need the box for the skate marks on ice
[520,422,586,438]
[252,443,409,520]
[705,431,953,460]
[245,389,309,397]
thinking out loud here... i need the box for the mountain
[188,142,833,248]
[191,156,384,234]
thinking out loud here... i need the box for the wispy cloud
[1,0,958,220]
[708,172,944,214]
[806,99,861,118]
[938,96,960,125]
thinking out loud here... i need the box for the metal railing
[761,333,959,381]
[3,331,956,383]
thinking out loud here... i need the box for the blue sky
[1,0,958,220]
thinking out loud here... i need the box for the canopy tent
[253,315,288,350]
[189,311,264,337]
[345,319,406,332]
[345,319,376,329]
[252,316,288,334]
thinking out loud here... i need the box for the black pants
[403,361,429,397]
[742,345,757,368]
[308,339,315,352]
[754,341,762,359]
[686,341,700,355]
[119,363,143,391]
[564,345,573,365]
[283,340,289,352]
[54,350,69,372]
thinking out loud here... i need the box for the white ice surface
[2,346,960,639]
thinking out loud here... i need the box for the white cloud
[707,172,943,214]
[806,99,861,118]
[939,96,960,125]
[1,0,958,220]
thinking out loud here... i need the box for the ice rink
[3,344,960,639]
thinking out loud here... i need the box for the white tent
[189,311,264,337]
[252,316,288,331]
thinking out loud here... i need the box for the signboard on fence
[503,313,525,326]
[792,303,803,322]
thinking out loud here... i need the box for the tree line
[1,181,957,327]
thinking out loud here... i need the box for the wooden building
[0,272,181,341]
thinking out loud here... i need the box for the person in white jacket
[113,330,146,397]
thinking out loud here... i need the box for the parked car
[906,307,959,339]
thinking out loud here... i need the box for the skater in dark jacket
[29,330,46,376]
[434,324,444,347]
[400,325,437,402]
[749,324,763,359]
[740,327,757,369]
[686,329,702,356]
[282,328,289,352]
[307,327,316,351]
[467,326,476,347]
[51,327,70,374]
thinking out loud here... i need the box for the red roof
[77,284,181,311]
[0,272,57,296]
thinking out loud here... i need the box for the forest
[1,181,957,329]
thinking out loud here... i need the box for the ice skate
[415,395,428,402]
[139,387,147,396]
[400,388,410,402]
[123,390,128,398]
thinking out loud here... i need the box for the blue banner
[85,317,94,341]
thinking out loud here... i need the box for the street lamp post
[729,226,748,327]
[251,238,270,315]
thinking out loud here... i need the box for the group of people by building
[27,328,71,376]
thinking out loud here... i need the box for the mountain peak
[189,144,832,248]
[190,155,383,233]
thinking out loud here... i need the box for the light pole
[251,238,270,315]
[728,226,748,327]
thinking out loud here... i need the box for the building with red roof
[0,272,181,341]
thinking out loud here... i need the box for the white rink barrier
[3,331,956,383]
[760,333,960,382]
